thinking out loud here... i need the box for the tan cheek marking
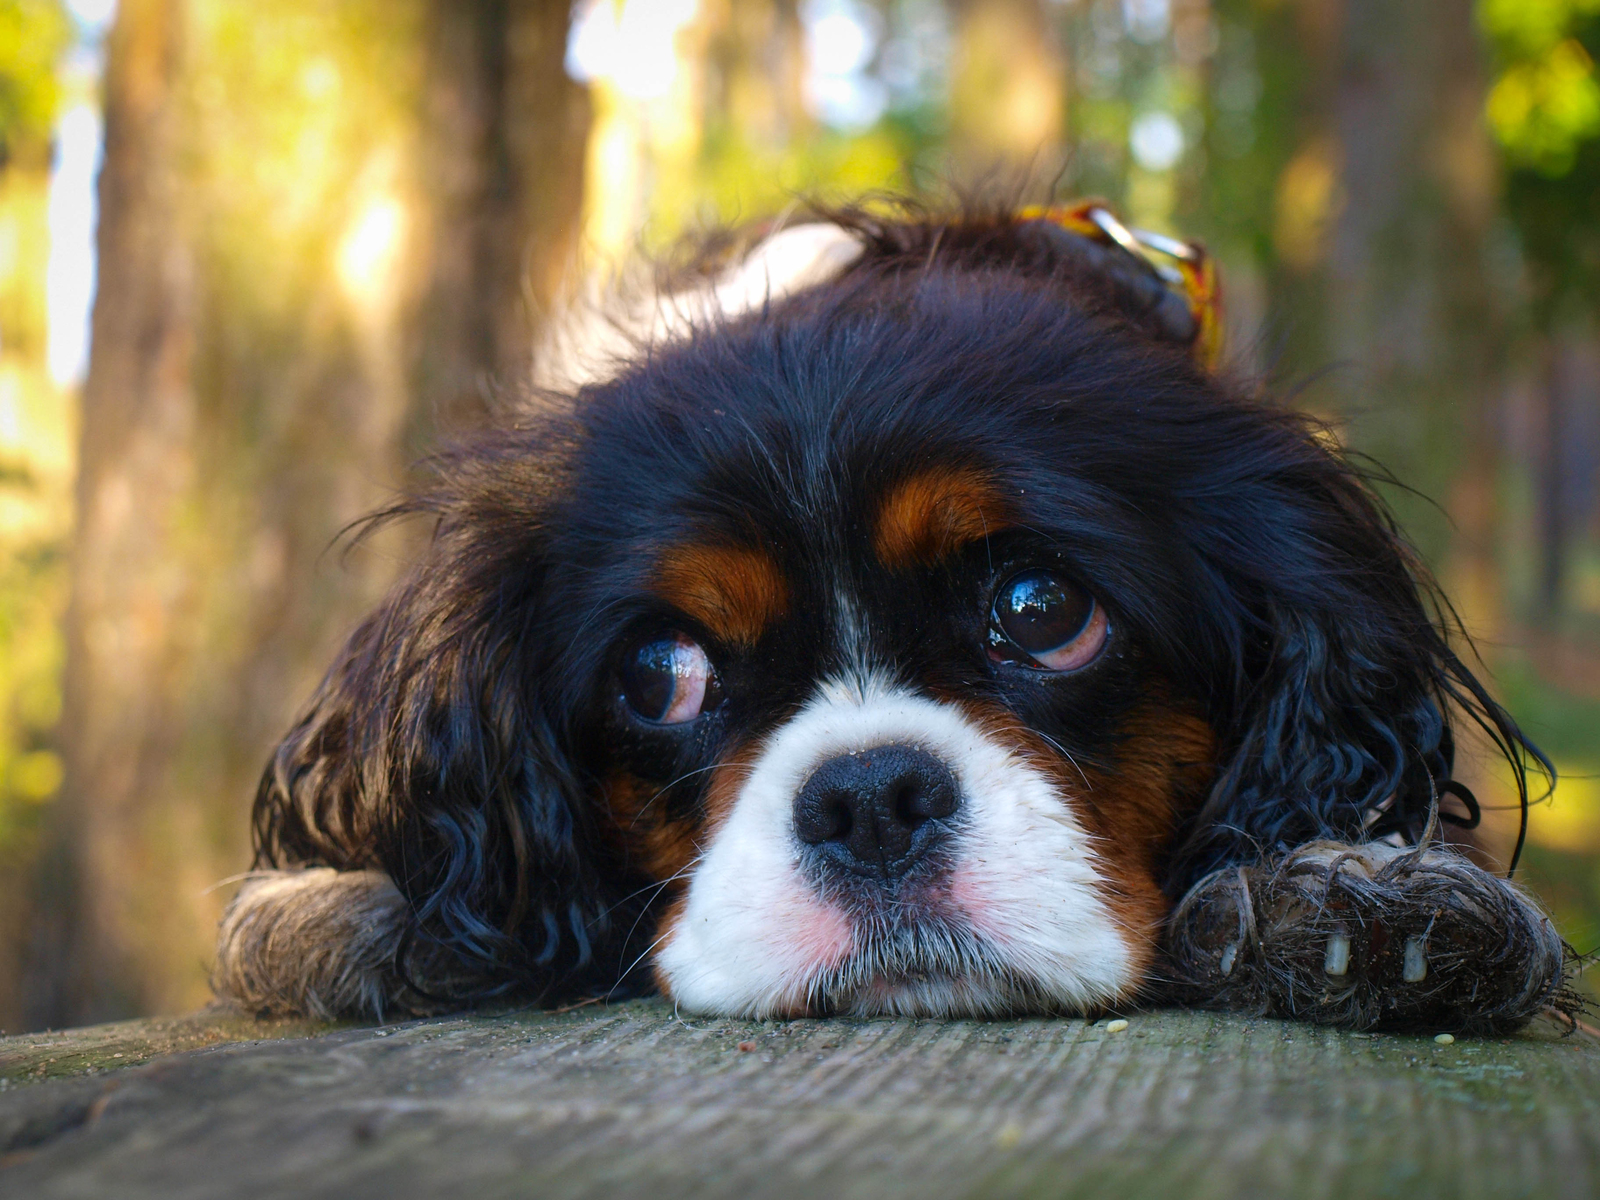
[603,772,699,885]
[955,696,1217,982]
[655,543,788,648]
[604,747,759,883]
[605,745,761,1002]
[873,467,1015,570]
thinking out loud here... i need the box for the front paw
[1162,840,1582,1034]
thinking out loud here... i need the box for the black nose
[792,744,960,880]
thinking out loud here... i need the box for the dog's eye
[991,570,1107,671]
[621,634,722,724]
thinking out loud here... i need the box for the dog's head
[241,207,1533,1019]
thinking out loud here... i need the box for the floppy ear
[215,441,647,1019]
[1165,421,1541,888]
[1156,417,1577,1032]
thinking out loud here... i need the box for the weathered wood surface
[1,1002,1597,1199]
[0,1009,338,1083]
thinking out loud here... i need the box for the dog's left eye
[990,570,1108,671]
[620,633,723,724]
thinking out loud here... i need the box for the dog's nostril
[893,782,919,823]
[795,791,853,845]
[792,744,960,879]
[895,776,957,822]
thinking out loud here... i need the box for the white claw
[1324,931,1351,977]
[1219,942,1238,977]
[1403,936,1428,983]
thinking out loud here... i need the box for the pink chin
[944,866,1010,943]
[789,876,984,973]
[765,888,855,973]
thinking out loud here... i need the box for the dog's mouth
[794,917,1067,1018]
[651,681,1144,1019]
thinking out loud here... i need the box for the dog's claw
[1162,840,1584,1034]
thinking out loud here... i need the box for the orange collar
[1017,202,1223,371]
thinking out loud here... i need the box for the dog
[214,202,1577,1033]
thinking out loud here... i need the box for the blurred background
[0,0,1597,1032]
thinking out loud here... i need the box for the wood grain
[1,1002,1597,1198]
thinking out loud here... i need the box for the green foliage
[664,121,913,246]
[1491,658,1600,987]
[0,116,71,863]
[0,4,70,860]
[0,535,65,850]
[0,0,71,166]
[1487,38,1600,177]
[1482,0,1600,55]
[1480,0,1600,311]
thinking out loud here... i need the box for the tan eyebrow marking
[654,542,790,648]
[873,466,1015,570]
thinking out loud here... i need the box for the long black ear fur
[1151,418,1577,1031]
[215,436,649,1019]
[1158,423,1548,890]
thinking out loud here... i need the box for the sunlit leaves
[1480,0,1600,58]
[1487,40,1600,176]
[0,0,70,166]
[1480,0,1600,177]
[185,0,422,328]
[1480,0,1600,311]
[1272,135,1341,272]
[0,3,73,852]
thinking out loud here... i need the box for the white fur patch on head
[536,222,864,393]
[654,675,1138,1017]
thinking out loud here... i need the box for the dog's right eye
[620,633,723,724]
[990,569,1107,671]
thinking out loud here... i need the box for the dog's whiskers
[1034,730,1091,792]
[629,760,732,830]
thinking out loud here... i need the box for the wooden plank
[1,1002,1597,1198]
[0,1010,338,1084]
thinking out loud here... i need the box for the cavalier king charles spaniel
[215,203,1578,1034]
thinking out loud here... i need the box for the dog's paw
[1162,840,1584,1034]
[213,868,478,1021]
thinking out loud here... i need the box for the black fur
[250,210,1547,1011]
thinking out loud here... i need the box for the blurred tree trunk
[1315,0,1510,855]
[1252,0,1499,603]
[702,0,809,151]
[1253,0,1501,600]
[24,0,587,1029]
[947,0,1065,180]
[1537,333,1569,617]
[1325,0,1503,631]
[1534,327,1600,621]
[24,0,196,1026]
[413,0,590,431]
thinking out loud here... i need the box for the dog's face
[246,214,1511,1021]
[558,312,1218,1014]
[539,274,1229,1015]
